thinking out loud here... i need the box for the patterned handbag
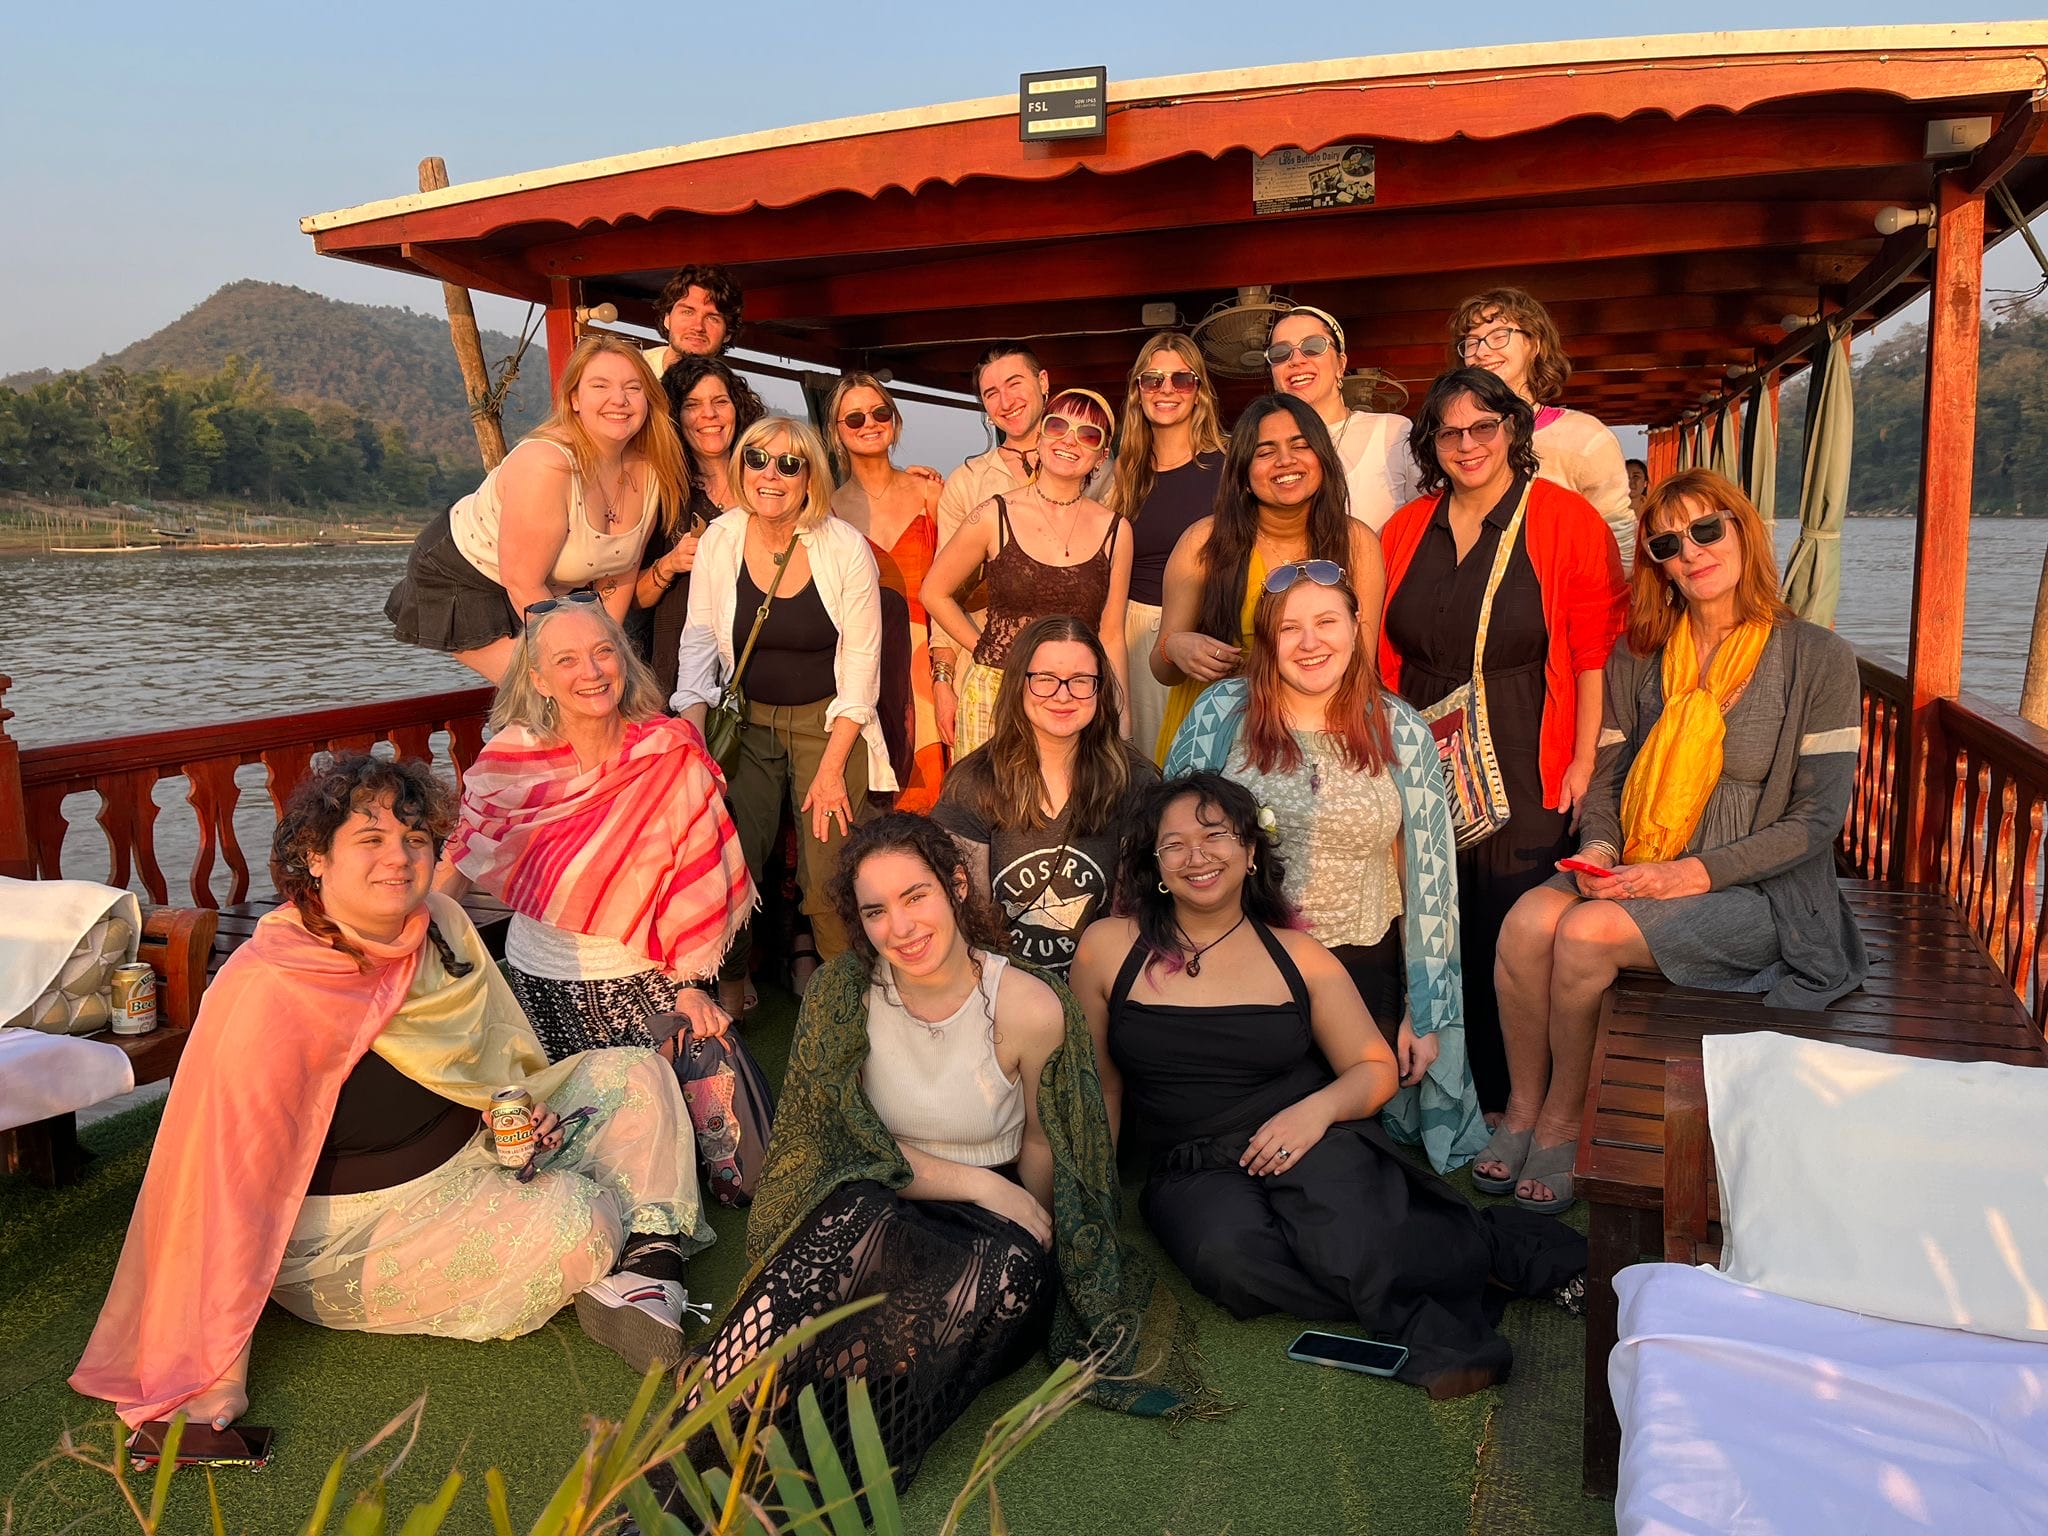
[1417,485,1529,849]
[673,1024,778,1206]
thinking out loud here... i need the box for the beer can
[110,963,158,1036]
[489,1086,536,1167]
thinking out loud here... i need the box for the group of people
[70,263,1869,1497]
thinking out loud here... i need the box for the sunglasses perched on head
[1138,369,1199,394]
[524,590,602,622]
[1263,333,1334,367]
[1042,415,1108,450]
[1262,559,1346,596]
[741,446,808,476]
[1645,513,1730,563]
[839,404,894,429]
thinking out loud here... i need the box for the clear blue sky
[4,1,2044,380]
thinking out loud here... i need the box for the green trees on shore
[0,357,471,509]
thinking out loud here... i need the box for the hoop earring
[1158,880,1170,894]
[1247,855,1258,872]
[542,696,558,723]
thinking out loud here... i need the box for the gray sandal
[1471,1123,1533,1195]
[1513,1141,1577,1214]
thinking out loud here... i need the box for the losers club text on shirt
[994,838,1110,976]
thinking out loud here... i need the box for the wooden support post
[545,277,580,395]
[1902,175,1986,884]
[0,675,31,879]
[418,157,508,469]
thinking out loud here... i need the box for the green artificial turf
[0,992,1614,1536]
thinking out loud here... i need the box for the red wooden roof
[303,25,2048,425]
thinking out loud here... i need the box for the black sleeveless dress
[1106,921,1583,1398]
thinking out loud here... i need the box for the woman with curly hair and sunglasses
[73,753,715,1439]
[1163,563,1484,1171]
[1068,775,1583,1401]
[669,813,1208,1498]
[1483,470,1865,1213]
[933,615,1159,980]
[923,388,1133,757]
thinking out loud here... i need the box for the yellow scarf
[1619,614,1772,864]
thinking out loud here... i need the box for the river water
[5,520,2046,897]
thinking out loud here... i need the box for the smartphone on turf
[1286,1330,1409,1377]
[127,1421,274,1469]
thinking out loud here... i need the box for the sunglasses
[839,404,895,429]
[1023,671,1100,700]
[1455,325,1529,360]
[741,446,808,476]
[1262,559,1346,596]
[524,590,602,622]
[1264,333,1335,367]
[1138,369,1199,394]
[1645,513,1730,564]
[1432,417,1504,451]
[1043,415,1108,450]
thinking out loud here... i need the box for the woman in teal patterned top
[1164,560,1485,1172]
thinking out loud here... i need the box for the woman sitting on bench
[1484,469,1867,1213]
[71,753,714,1436]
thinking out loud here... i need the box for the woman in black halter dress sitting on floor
[1069,772,1585,1399]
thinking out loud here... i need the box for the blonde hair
[823,372,905,479]
[533,335,693,535]
[1108,333,1226,517]
[730,415,836,529]
[490,602,667,738]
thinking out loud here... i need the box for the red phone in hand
[1556,856,1615,878]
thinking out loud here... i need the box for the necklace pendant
[1186,956,1201,978]
[1310,760,1322,794]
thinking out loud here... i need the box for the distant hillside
[3,280,550,465]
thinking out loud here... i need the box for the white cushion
[1705,1030,2048,1343]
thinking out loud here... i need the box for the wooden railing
[1844,649,2048,1021]
[1,677,493,909]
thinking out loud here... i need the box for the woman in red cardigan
[1378,367,1626,1114]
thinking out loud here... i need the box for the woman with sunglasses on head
[1378,367,1626,1118]
[1485,470,1864,1212]
[434,596,774,1206]
[1068,775,1584,1401]
[933,616,1158,980]
[628,357,768,698]
[1106,334,1228,761]
[1266,305,1419,533]
[387,335,688,685]
[1451,288,1636,565]
[1162,564,1485,1171]
[922,389,1132,758]
[1151,393,1386,758]
[829,371,949,812]
[674,415,898,1019]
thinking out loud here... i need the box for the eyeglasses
[1432,417,1505,451]
[524,590,602,622]
[1042,415,1108,450]
[1263,333,1334,367]
[1153,828,1242,867]
[1023,671,1100,700]
[1645,513,1730,564]
[839,405,895,429]
[1138,369,1199,394]
[1456,325,1528,360]
[1262,559,1345,596]
[741,446,808,476]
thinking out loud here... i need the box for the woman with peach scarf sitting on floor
[71,753,715,1442]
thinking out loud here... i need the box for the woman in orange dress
[829,372,947,811]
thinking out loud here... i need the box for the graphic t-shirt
[932,746,1160,977]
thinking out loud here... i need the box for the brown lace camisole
[971,494,1118,668]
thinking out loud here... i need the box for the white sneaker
[575,1274,691,1374]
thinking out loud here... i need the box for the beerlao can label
[110,963,158,1035]
[489,1086,535,1166]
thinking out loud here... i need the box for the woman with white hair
[674,415,898,1017]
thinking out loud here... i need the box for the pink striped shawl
[448,717,754,979]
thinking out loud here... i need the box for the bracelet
[931,663,954,685]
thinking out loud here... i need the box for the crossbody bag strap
[730,532,802,688]
[1464,483,1532,692]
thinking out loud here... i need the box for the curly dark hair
[662,355,767,480]
[827,811,1012,974]
[271,752,457,969]
[1112,773,1295,976]
[655,264,743,347]
[1407,366,1539,498]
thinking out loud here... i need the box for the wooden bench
[1573,880,2048,1496]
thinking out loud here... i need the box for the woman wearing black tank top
[1069,773,1587,1399]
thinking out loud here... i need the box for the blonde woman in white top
[1451,287,1637,567]
[1265,306,1419,533]
[385,335,690,684]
